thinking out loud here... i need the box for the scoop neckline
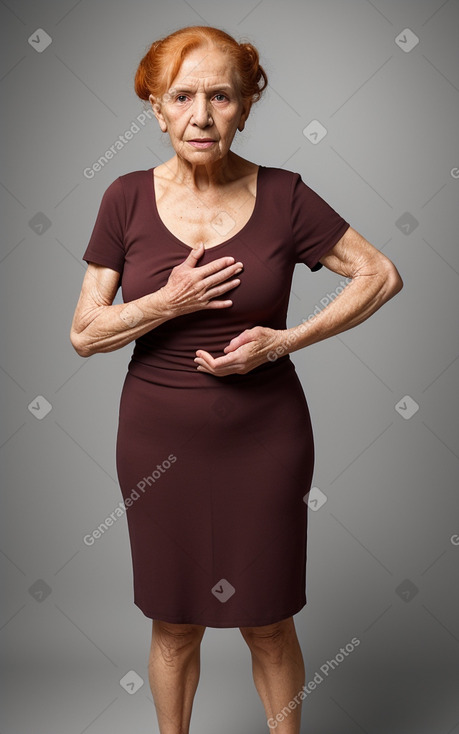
[149,165,263,252]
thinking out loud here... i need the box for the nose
[191,94,212,127]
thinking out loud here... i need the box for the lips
[187,139,216,148]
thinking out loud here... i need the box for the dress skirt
[115,358,315,628]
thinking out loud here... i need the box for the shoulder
[258,166,304,205]
[260,165,302,190]
[99,168,150,195]
[261,165,300,178]
[117,167,152,190]
[99,168,152,207]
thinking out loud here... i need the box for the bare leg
[240,616,305,733]
[148,619,206,734]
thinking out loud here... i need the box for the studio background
[1,0,458,732]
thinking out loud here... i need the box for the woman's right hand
[158,242,243,318]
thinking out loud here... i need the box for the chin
[183,149,225,161]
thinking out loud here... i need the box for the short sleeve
[290,173,350,271]
[82,177,126,274]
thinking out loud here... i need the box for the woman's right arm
[69,244,243,358]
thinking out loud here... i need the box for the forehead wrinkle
[171,73,238,98]
[172,80,235,93]
[171,48,237,91]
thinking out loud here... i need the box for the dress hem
[134,597,307,628]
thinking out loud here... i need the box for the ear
[237,99,252,132]
[149,94,168,133]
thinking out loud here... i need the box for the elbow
[384,260,404,299]
[70,330,93,358]
[370,254,402,302]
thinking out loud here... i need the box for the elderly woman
[70,25,402,734]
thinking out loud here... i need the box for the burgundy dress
[82,165,349,627]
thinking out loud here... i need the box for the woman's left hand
[194,326,284,376]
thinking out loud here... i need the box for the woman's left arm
[194,227,403,376]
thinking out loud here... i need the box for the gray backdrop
[1,0,458,732]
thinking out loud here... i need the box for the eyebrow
[171,83,234,93]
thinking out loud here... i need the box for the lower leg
[240,617,305,733]
[148,619,206,734]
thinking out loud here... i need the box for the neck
[168,151,244,192]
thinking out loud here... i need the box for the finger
[223,330,253,352]
[183,242,205,267]
[195,360,228,375]
[194,352,215,373]
[204,277,241,303]
[204,298,234,309]
[195,349,241,376]
[194,349,214,366]
[198,256,241,279]
[195,350,238,368]
[203,262,243,289]
[195,364,214,374]
[223,341,239,353]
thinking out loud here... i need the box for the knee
[239,617,295,663]
[152,620,206,665]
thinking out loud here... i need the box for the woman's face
[150,46,251,166]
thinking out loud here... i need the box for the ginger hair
[134,25,267,105]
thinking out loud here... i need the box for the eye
[213,93,228,102]
[175,94,189,103]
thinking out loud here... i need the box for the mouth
[187,139,216,148]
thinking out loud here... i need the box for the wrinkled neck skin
[163,150,252,193]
